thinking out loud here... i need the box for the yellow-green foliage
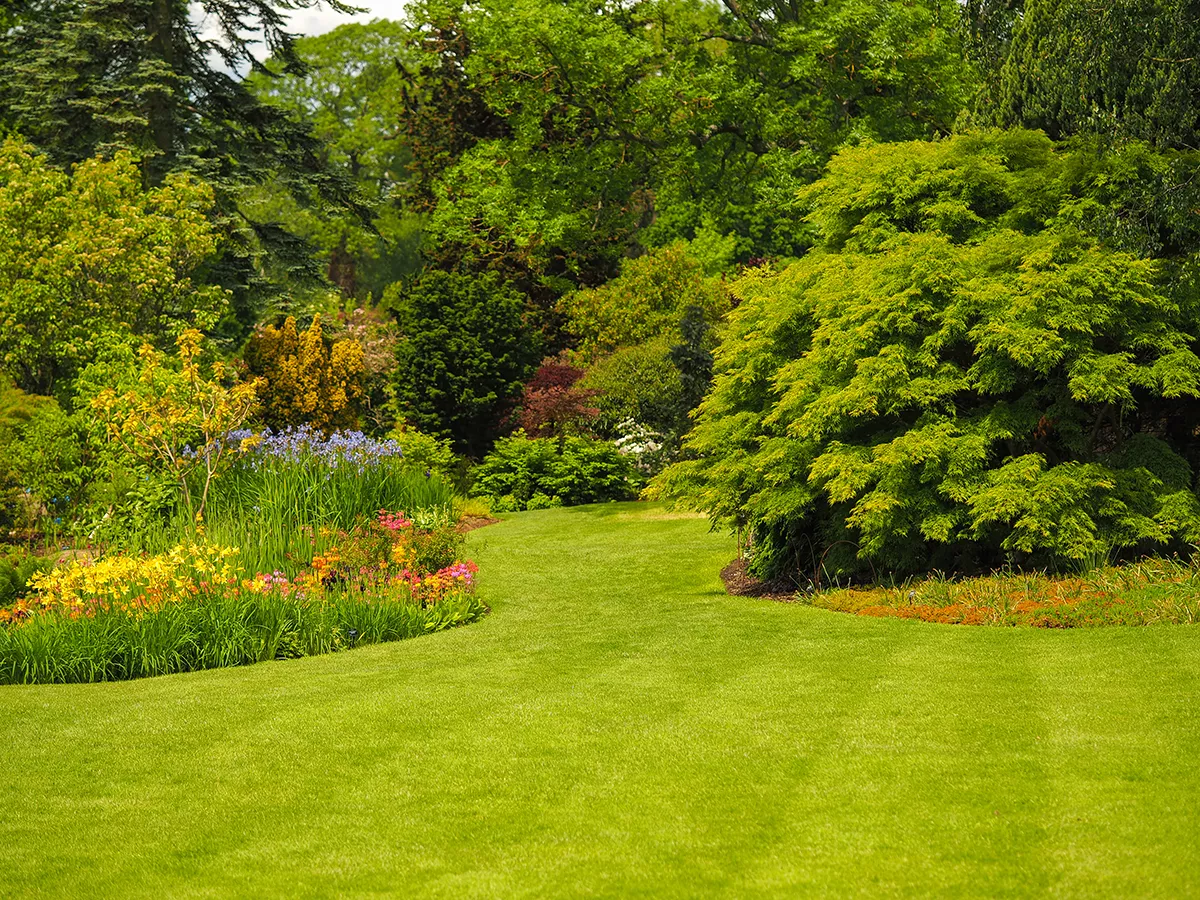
[558,243,730,364]
[243,315,366,432]
[0,139,227,394]
[579,339,682,434]
[91,330,260,523]
[655,130,1200,579]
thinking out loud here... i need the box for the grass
[2,502,1200,896]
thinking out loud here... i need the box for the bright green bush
[580,339,682,435]
[471,432,637,511]
[0,378,83,529]
[654,130,1200,580]
[390,423,462,481]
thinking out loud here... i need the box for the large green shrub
[386,271,541,457]
[581,339,682,436]
[654,130,1200,580]
[558,244,731,364]
[471,432,637,511]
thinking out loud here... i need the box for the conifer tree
[0,0,368,333]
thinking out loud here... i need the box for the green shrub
[0,549,53,607]
[580,339,682,435]
[471,432,637,510]
[654,130,1200,580]
[390,423,462,482]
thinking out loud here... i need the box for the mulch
[720,557,799,603]
[456,515,501,534]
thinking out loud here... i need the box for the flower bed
[808,558,1200,627]
[0,511,485,684]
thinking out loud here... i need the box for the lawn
[2,502,1199,897]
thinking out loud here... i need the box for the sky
[289,0,409,35]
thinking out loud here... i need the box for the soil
[720,557,799,603]
[456,515,501,534]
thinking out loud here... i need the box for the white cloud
[290,0,409,35]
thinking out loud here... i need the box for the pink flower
[377,509,413,531]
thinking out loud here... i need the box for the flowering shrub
[91,329,260,523]
[0,508,485,683]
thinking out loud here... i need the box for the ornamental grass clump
[0,510,484,684]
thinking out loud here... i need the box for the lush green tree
[385,271,541,455]
[558,243,731,364]
[0,139,227,396]
[397,0,976,300]
[246,20,424,299]
[654,130,1200,581]
[983,0,1200,149]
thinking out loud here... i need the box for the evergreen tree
[0,0,368,334]
[983,0,1200,149]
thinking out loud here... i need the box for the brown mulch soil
[456,515,501,534]
[720,557,799,602]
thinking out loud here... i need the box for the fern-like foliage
[653,130,1200,579]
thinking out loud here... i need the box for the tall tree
[0,0,368,335]
[246,19,422,299]
[983,0,1200,149]
[394,0,976,306]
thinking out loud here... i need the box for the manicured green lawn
[3,502,1200,897]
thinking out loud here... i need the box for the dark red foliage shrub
[516,360,599,438]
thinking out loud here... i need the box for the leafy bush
[0,377,81,529]
[471,432,636,510]
[0,549,53,607]
[389,422,461,481]
[92,329,260,524]
[558,243,731,364]
[655,130,1200,580]
[580,340,682,435]
[385,270,541,456]
[243,314,367,432]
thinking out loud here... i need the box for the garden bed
[720,557,798,603]
[805,559,1200,627]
